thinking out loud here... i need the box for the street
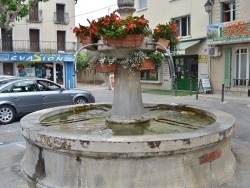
[1,84,250,188]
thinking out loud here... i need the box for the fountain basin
[20,103,236,188]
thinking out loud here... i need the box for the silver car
[0,78,95,124]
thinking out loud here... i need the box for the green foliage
[148,51,164,65]
[76,54,91,71]
[92,11,149,39]
[0,0,49,29]
[152,21,179,51]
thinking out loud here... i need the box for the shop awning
[178,40,201,50]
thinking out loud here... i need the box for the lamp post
[204,0,213,86]
[204,0,213,24]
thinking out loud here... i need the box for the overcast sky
[75,0,118,26]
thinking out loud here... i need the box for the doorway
[3,63,14,75]
[55,63,64,85]
[174,55,198,91]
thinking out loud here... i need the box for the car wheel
[74,97,87,104]
[0,105,16,125]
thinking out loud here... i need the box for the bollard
[196,83,199,100]
[190,80,192,96]
[221,84,224,102]
[174,81,178,97]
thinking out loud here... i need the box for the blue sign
[0,53,75,62]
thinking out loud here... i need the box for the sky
[75,0,118,26]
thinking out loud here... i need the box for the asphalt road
[1,84,250,188]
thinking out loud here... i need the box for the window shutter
[220,3,224,22]
[224,48,232,88]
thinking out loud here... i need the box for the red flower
[126,22,137,30]
[115,18,123,25]
[156,27,163,33]
[102,21,110,26]
[171,23,178,31]
[152,22,179,51]
[138,18,148,25]
[73,27,81,34]
[92,11,149,38]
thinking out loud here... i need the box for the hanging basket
[156,38,170,52]
[96,63,116,73]
[103,35,144,47]
[80,36,97,50]
[135,60,155,71]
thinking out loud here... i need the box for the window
[54,3,69,24]
[29,29,40,52]
[57,31,66,51]
[28,2,39,22]
[12,81,37,92]
[235,48,250,86]
[1,29,13,51]
[138,0,147,9]
[140,70,158,81]
[221,1,235,22]
[37,80,61,91]
[0,85,12,93]
[173,16,190,38]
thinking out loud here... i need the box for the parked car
[0,76,22,86]
[0,78,95,124]
[0,75,17,80]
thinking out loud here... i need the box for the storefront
[0,52,76,88]
[207,19,250,94]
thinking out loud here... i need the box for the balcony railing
[26,10,43,23]
[0,40,76,53]
[233,78,250,87]
[53,12,69,25]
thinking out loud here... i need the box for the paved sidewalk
[76,82,250,103]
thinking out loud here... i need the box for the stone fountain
[20,1,236,187]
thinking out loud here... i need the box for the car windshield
[0,78,20,86]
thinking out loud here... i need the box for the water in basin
[41,104,214,136]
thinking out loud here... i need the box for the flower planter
[103,35,144,47]
[96,63,116,73]
[157,38,170,52]
[136,60,155,71]
[81,36,97,50]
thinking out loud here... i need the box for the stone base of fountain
[20,104,236,188]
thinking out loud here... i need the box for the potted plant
[91,11,149,47]
[96,56,117,73]
[147,50,164,70]
[122,51,147,71]
[122,50,164,72]
[73,22,99,49]
[152,21,179,52]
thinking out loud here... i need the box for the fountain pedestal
[20,104,236,188]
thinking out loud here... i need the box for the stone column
[106,0,148,123]
[117,0,136,18]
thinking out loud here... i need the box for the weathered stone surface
[20,104,236,188]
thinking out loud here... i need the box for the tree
[0,0,49,30]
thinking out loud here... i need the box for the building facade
[0,0,77,88]
[207,0,250,95]
[134,0,210,91]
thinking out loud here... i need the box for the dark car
[0,78,95,124]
